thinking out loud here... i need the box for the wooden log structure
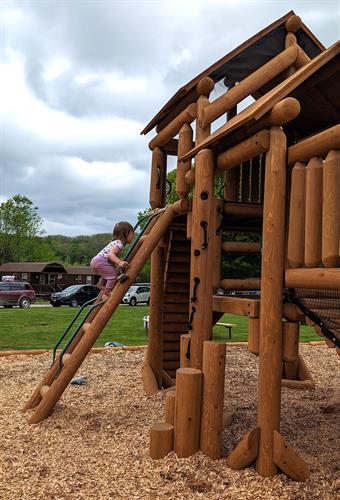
[165,391,176,426]
[285,268,340,290]
[305,157,323,267]
[223,203,263,218]
[287,162,306,268]
[180,334,191,368]
[257,126,286,477]
[201,45,298,127]
[322,150,340,267]
[189,149,216,369]
[287,124,340,165]
[222,241,261,253]
[285,14,302,33]
[149,103,197,150]
[176,123,193,199]
[248,318,260,355]
[142,359,159,396]
[150,423,174,459]
[282,322,299,381]
[216,130,270,171]
[149,147,167,209]
[174,368,203,458]
[227,428,260,470]
[146,244,165,388]
[220,278,261,291]
[200,341,226,459]
[212,295,260,317]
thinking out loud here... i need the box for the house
[0,262,99,297]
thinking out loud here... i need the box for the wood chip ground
[0,345,339,499]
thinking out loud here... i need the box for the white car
[122,285,150,306]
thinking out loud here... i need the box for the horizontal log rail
[285,268,340,289]
[201,45,298,128]
[220,278,261,290]
[287,124,340,165]
[212,295,260,317]
[149,103,197,150]
[216,130,270,171]
[222,242,261,253]
[223,203,263,218]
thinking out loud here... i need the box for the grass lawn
[0,304,320,351]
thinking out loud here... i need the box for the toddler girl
[90,221,134,295]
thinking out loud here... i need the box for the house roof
[0,262,68,273]
[142,11,325,135]
[181,42,340,160]
[67,267,94,275]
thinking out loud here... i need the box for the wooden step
[163,332,182,341]
[168,254,190,263]
[164,284,190,294]
[167,263,190,274]
[163,351,180,361]
[170,243,191,253]
[164,313,189,323]
[163,341,180,351]
[163,360,181,370]
[165,275,190,284]
[164,369,177,378]
[163,323,189,333]
[164,303,189,314]
[164,294,190,304]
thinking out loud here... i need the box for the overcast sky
[1,0,339,236]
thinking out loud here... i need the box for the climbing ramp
[23,200,188,424]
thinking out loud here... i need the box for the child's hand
[119,260,129,269]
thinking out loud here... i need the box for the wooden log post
[165,391,176,426]
[287,162,306,268]
[201,45,298,127]
[285,32,297,77]
[212,199,223,293]
[142,359,159,395]
[248,318,260,355]
[146,244,165,388]
[149,103,197,150]
[224,103,238,201]
[176,124,193,199]
[196,77,213,145]
[189,149,216,369]
[200,341,226,459]
[322,150,340,268]
[180,333,191,368]
[149,147,167,209]
[174,368,202,458]
[305,157,323,267]
[150,423,174,459]
[216,130,270,171]
[287,124,340,165]
[282,322,299,380]
[257,126,286,477]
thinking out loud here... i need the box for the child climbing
[90,221,134,294]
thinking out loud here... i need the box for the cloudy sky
[1,0,339,236]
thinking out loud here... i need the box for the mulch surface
[0,345,339,499]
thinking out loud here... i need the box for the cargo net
[285,288,340,349]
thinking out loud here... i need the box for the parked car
[50,285,99,307]
[0,281,36,308]
[122,285,150,306]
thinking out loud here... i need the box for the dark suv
[0,281,36,308]
[50,284,99,307]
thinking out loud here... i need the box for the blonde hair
[112,221,134,244]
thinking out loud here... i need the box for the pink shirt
[97,240,124,260]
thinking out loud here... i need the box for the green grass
[0,305,320,351]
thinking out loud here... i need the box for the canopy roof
[181,42,340,159]
[142,11,325,135]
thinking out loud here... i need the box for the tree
[0,195,45,264]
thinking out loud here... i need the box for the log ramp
[25,12,340,485]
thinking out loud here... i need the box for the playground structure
[23,12,339,482]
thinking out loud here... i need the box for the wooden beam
[273,431,310,481]
[221,278,261,291]
[212,295,260,317]
[285,268,340,289]
[201,45,298,127]
[222,241,261,253]
[287,124,340,165]
[149,104,197,150]
[216,130,270,171]
[227,428,260,470]
[223,203,263,218]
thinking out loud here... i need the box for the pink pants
[90,255,118,293]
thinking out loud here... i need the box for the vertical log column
[305,157,323,267]
[189,148,216,369]
[287,162,306,268]
[224,103,239,202]
[257,126,287,477]
[149,146,167,209]
[322,150,340,267]
[147,245,165,387]
[176,124,193,199]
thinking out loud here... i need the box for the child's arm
[107,246,129,268]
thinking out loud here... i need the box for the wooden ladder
[162,218,191,379]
